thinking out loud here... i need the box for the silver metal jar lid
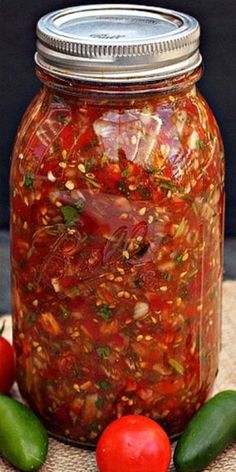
[35,4,202,83]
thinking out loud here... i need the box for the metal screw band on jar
[35,4,202,83]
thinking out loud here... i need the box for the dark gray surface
[0,231,11,314]
[1,231,235,314]
[224,239,236,280]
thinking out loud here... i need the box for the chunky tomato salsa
[11,71,224,444]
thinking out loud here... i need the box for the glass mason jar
[11,5,224,445]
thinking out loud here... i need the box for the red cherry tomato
[96,415,171,472]
[0,327,15,393]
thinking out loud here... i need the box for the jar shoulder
[11,85,224,191]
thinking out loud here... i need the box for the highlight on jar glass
[10,4,225,446]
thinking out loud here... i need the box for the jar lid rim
[36,4,202,83]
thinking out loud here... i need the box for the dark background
[0,0,235,234]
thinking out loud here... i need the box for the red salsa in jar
[11,5,224,445]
